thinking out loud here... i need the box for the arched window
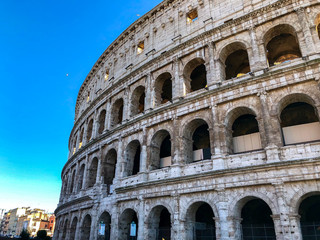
[183,119,211,163]
[131,86,145,117]
[154,73,172,106]
[98,212,111,240]
[98,110,106,134]
[62,219,68,240]
[110,98,124,127]
[79,128,84,149]
[77,164,85,191]
[80,215,92,240]
[183,58,207,94]
[220,42,250,80]
[86,119,94,142]
[232,114,261,153]
[73,136,77,154]
[125,140,141,176]
[185,202,216,240]
[70,171,76,194]
[281,102,320,145]
[149,130,171,170]
[87,157,98,188]
[299,194,320,239]
[147,206,171,240]
[119,209,138,240]
[317,14,320,39]
[241,198,276,239]
[102,149,117,187]
[264,24,302,66]
[69,217,78,240]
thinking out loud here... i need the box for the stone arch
[86,119,94,142]
[316,13,320,40]
[124,140,141,177]
[276,93,320,145]
[263,24,302,66]
[146,205,173,240]
[149,129,172,170]
[102,148,117,186]
[183,58,207,93]
[97,211,111,240]
[77,164,85,191]
[62,175,68,196]
[62,218,68,240]
[119,208,139,240]
[69,216,78,240]
[80,214,92,240]
[130,86,145,117]
[182,118,212,163]
[218,41,251,80]
[224,106,261,154]
[110,98,124,128]
[79,128,84,149]
[87,157,98,188]
[69,170,76,194]
[184,201,217,240]
[97,109,106,134]
[154,72,173,106]
[72,135,77,153]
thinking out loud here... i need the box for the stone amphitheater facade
[54,0,320,239]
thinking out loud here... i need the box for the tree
[20,229,30,240]
[36,230,47,239]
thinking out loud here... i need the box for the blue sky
[0,0,162,212]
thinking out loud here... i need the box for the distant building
[0,207,29,237]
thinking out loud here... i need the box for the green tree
[20,229,30,240]
[36,230,47,239]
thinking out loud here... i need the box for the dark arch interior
[103,149,117,186]
[318,23,320,39]
[281,102,318,128]
[190,64,207,92]
[161,78,172,104]
[192,124,211,160]
[132,145,141,176]
[299,195,320,238]
[87,158,98,188]
[120,210,138,240]
[138,92,145,113]
[195,203,216,240]
[232,114,259,137]
[158,208,171,240]
[78,165,85,191]
[69,218,77,240]
[241,199,276,239]
[266,33,301,66]
[87,119,93,142]
[98,212,111,240]
[98,110,106,134]
[160,135,171,158]
[225,49,250,79]
[80,215,92,240]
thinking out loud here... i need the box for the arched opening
[87,158,98,188]
[125,140,141,177]
[317,14,320,40]
[232,114,261,153]
[98,212,111,240]
[183,119,211,163]
[62,219,68,240]
[111,98,124,127]
[241,198,276,239]
[70,171,76,194]
[147,206,172,240]
[220,42,250,80]
[102,149,117,191]
[63,177,68,196]
[80,215,92,240]
[119,209,138,240]
[154,73,173,106]
[77,164,85,191]
[73,136,77,154]
[264,24,302,66]
[299,194,320,238]
[98,110,106,134]
[131,86,145,117]
[79,128,84,149]
[87,119,94,142]
[183,58,207,93]
[149,130,172,170]
[69,217,78,240]
[280,102,320,145]
[185,202,216,240]
[225,50,250,79]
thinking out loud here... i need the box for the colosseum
[54,0,320,239]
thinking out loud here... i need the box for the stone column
[96,147,103,184]
[82,155,89,189]
[110,207,119,240]
[210,104,226,170]
[140,128,148,173]
[216,189,229,240]
[92,110,99,139]
[296,8,316,56]
[74,210,82,240]
[172,57,183,102]
[115,137,124,181]
[248,26,268,71]
[228,217,242,240]
[105,99,111,131]
[122,87,130,121]
[172,117,181,165]
[145,73,153,112]
[206,42,217,88]
[171,193,182,240]
[289,214,302,240]
[90,207,99,240]
[137,197,145,240]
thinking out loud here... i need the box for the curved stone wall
[55,0,320,239]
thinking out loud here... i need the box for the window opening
[138,92,145,113]
[161,78,172,104]
[225,50,250,79]
[104,70,109,81]
[137,41,144,55]
[187,9,198,23]
[87,158,98,188]
[299,195,320,239]
[87,119,93,142]
[98,110,106,134]
[158,208,171,240]
[87,91,90,102]
[192,124,211,161]
[195,203,216,240]
[190,64,207,92]
[132,145,141,175]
